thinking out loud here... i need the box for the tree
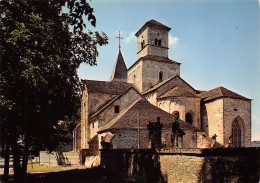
[0,0,108,180]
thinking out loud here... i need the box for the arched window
[133,74,136,83]
[172,111,179,116]
[185,112,193,124]
[232,118,241,147]
[159,71,163,82]
[155,38,158,45]
[141,40,145,49]
[158,39,162,46]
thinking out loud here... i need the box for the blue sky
[77,0,260,140]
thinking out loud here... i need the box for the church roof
[135,19,171,37]
[98,98,201,133]
[143,75,196,95]
[110,50,127,82]
[198,86,251,102]
[128,55,180,71]
[159,86,199,99]
[82,80,133,95]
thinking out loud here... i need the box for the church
[73,20,251,154]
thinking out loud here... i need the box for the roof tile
[198,86,250,102]
[82,80,133,95]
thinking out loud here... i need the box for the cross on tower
[116,31,123,50]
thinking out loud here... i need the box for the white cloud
[125,31,136,43]
[169,34,179,49]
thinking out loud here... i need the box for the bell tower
[135,19,171,59]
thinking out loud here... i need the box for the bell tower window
[158,39,162,46]
[155,38,158,45]
[141,40,145,49]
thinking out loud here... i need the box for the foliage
[0,0,108,178]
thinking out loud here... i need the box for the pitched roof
[89,86,144,121]
[110,50,127,82]
[142,75,196,95]
[198,86,251,102]
[98,98,201,133]
[82,80,133,95]
[135,19,171,37]
[128,55,180,71]
[159,86,199,99]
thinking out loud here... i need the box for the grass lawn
[27,164,86,173]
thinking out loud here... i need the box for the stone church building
[73,20,251,153]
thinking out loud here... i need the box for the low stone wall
[100,148,260,183]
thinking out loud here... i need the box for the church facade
[73,20,251,153]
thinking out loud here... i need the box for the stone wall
[100,148,260,183]
[158,97,201,128]
[127,61,143,92]
[142,60,180,92]
[147,26,169,58]
[223,98,251,147]
[137,27,149,58]
[96,88,143,127]
[202,98,224,144]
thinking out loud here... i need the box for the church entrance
[232,118,241,147]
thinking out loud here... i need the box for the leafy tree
[0,0,108,180]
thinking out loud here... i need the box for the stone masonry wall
[97,88,142,127]
[223,98,251,147]
[81,91,116,148]
[127,61,143,92]
[158,97,201,128]
[203,98,224,145]
[101,148,260,183]
[137,27,149,58]
[142,60,180,92]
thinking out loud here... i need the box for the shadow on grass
[26,166,132,183]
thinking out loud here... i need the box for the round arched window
[185,112,193,124]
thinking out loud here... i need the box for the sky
[77,0,260,140]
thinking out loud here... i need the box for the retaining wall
[100,148,260,183]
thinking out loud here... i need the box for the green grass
[27,164,86,173]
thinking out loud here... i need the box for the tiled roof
[110,50,127,82]
[98,99,201,133]
[142,75,196,95]
[159,86,199,99]
[135,19,171,37]
[198,86,251,102]
[82,80,133,95]
[128,55,180,71]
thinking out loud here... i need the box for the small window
[158,39,162,46]
[133,74,136,83]
[159,71,163,82]
[114,105,120,113]
[92,123,94,128]
[234,108,238,111]
[155,38,158,45]
[141,40,145,49]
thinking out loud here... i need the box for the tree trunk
[11,140,21,181]
[3,139,10,181]
[21,139,29,179]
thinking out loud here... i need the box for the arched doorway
[232,118,241,147]
[185,112,193,125]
